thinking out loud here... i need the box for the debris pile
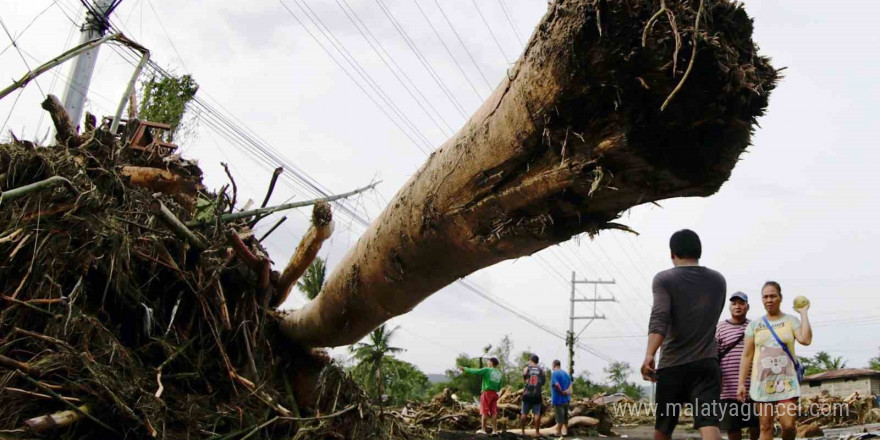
[0,97,421,440]
[397,387,614,435]
[799,392,880,428]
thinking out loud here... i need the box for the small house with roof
[801,368,880,397]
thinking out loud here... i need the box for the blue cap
[730,291,748,302]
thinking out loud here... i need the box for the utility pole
[61,0,115,128]
[567,271,616,376]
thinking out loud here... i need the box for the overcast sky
[2,0,879,385]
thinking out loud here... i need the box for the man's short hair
[530,354,539,364]
[670,229,702,259]
[552,359,561,367]
[488,357,499,367]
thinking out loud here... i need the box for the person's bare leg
[654,429,672,440]
[533,414,540,436]
[728,428,743,440]
[698,426,723,440]
[481,413,487,432]
[748,426,761,440]
[521,413,527,435]
[777,401,797,440]
[491,414,497,433]
[758,403,776,440]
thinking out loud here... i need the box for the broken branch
[15,371,118,434]
[0,354,41,377]
[258,216,287,243]
[150,197,208,250]
[260,167,284,209]
[271,202,334,308]
[24,404,92,434]
[187,181,378,227]
[0,176,78,206]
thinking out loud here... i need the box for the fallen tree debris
[280,0,778,348]
[0,98,419,440]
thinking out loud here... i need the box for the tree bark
[271,202,334,308]
[281,0,777,347]
[40,95,81,147]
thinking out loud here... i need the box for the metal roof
[804,368,880,381]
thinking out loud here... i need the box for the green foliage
[349,325,404,403]
[296,257,326,300]
[488,336,525,391]
[383,357,430,405]
[350,356,429,406]
[571,371,607,397]
[138,73,199,141]
[869,347,880,371]
[604,361,632,390]
[621,382,645,400]
[801,351,848,376]
[443,354,484,402]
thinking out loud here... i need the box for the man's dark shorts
[521,397,542,416]
[554,403,569,425]
[655,358,722,435]
[718,399,758,431]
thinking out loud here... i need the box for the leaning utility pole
[567,271,615,376]
[61,0,115,128]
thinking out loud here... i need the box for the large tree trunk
[281,0,778,347]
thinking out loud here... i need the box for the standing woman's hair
[762,281,782,297]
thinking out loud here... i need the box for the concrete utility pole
[61,0,115,128]
[567,271,615,376]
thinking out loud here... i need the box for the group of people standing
[459,355,573,436]
[459,228,813,439]
[642,229,813,440]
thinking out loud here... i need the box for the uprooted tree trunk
[281,0,778,347]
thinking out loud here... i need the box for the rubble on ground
[397,387,614,435]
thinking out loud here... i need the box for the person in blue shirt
[550,359,573,436]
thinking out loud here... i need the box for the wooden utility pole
[568,271,615,376]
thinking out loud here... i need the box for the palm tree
[805,351,848,375]
[296,258,326,300]
[350,324,404,406]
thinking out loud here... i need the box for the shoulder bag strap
[719,331,745,360]
[762,316,798,366]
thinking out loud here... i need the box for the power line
[431,0,494,93]
[334,0,455,137]
[144,0,188,71]
[0,15,47,98]
[0,0,61,58]
[373,0,469,119]
[470,0,511,64]
[497,0,525,47]
[293,0,436,152]
[410,0,490,99]
[276,0,431,156]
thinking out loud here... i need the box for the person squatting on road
[641,229,726,440]
[550,359,573,436]
[737,282,812,440]
[459,357,503,434]
[716,291,760,440]
[521,354,545,436]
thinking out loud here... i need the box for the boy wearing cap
[459,357,503,434]
[716,292,759,440]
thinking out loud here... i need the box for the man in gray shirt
[641,229,726,440]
